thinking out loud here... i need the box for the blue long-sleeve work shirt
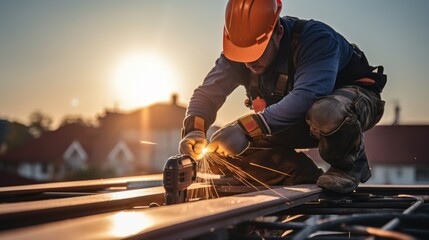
[187,17,354,129]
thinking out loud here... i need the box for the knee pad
[306,97,352,136]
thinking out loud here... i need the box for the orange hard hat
[223,0,282,63]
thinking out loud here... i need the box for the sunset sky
[1,0,428,128]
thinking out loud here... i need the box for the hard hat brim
[223,27,274,63]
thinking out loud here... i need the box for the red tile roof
[0,124,96,164]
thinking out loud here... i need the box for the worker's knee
[306,97,352,137]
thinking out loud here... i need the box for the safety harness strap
[286,19,308,91]
[248,74,259,103]
[273,74,289,99]
[247,19,309,110]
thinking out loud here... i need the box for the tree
[62,166,116,181]
[59,114,93,127]
[28,111,53,138]
[0,120,34,154]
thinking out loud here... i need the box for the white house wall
[366,164,416,184]
[17,163,32,179]
[63,140,88,171]
[33,163,54,181]
[108,141,135,176]
[17,162,53,181]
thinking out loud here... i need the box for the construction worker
[179,0,386,193]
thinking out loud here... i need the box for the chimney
[171,93,178,106]
[393,102,400,125]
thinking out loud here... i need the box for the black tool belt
[336,44,387,94]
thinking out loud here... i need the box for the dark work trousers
[211,85,384,186]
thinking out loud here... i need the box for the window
[396,169,402,178]
[41,163,49,174]
[415,168,429,183]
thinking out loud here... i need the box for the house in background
[96,94,185,172]
[0,95,186,182]
[307,125,429,185]
[1,94,428,185]
[364,125,429,184]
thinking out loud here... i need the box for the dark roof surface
[0,170,39,187]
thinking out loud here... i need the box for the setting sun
[113,51,178,109]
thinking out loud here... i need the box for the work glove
[179,130,207,160]
[206,113,271,157]
[205,122,250,157]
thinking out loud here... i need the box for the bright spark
[189,153,220,201]
[202,148,208,154]
[249,162,291,176]
[189,151,292,200]
[197,147,209,159]
[204,152,289,199]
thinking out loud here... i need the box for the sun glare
[110,211,153,237]
[113,51,178,109]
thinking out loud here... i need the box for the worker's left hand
[205,113,271,157]
[205,122,250,157]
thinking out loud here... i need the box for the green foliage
[0,120,34,153]
[59,115,94,127]
[28,111,53,138]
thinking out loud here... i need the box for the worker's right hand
[179,130,207,160]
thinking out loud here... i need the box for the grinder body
[163,154,197,205]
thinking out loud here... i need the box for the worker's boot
[316,144,371,193]
[305,87,376,193]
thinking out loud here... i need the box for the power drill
[163,154,197,205]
